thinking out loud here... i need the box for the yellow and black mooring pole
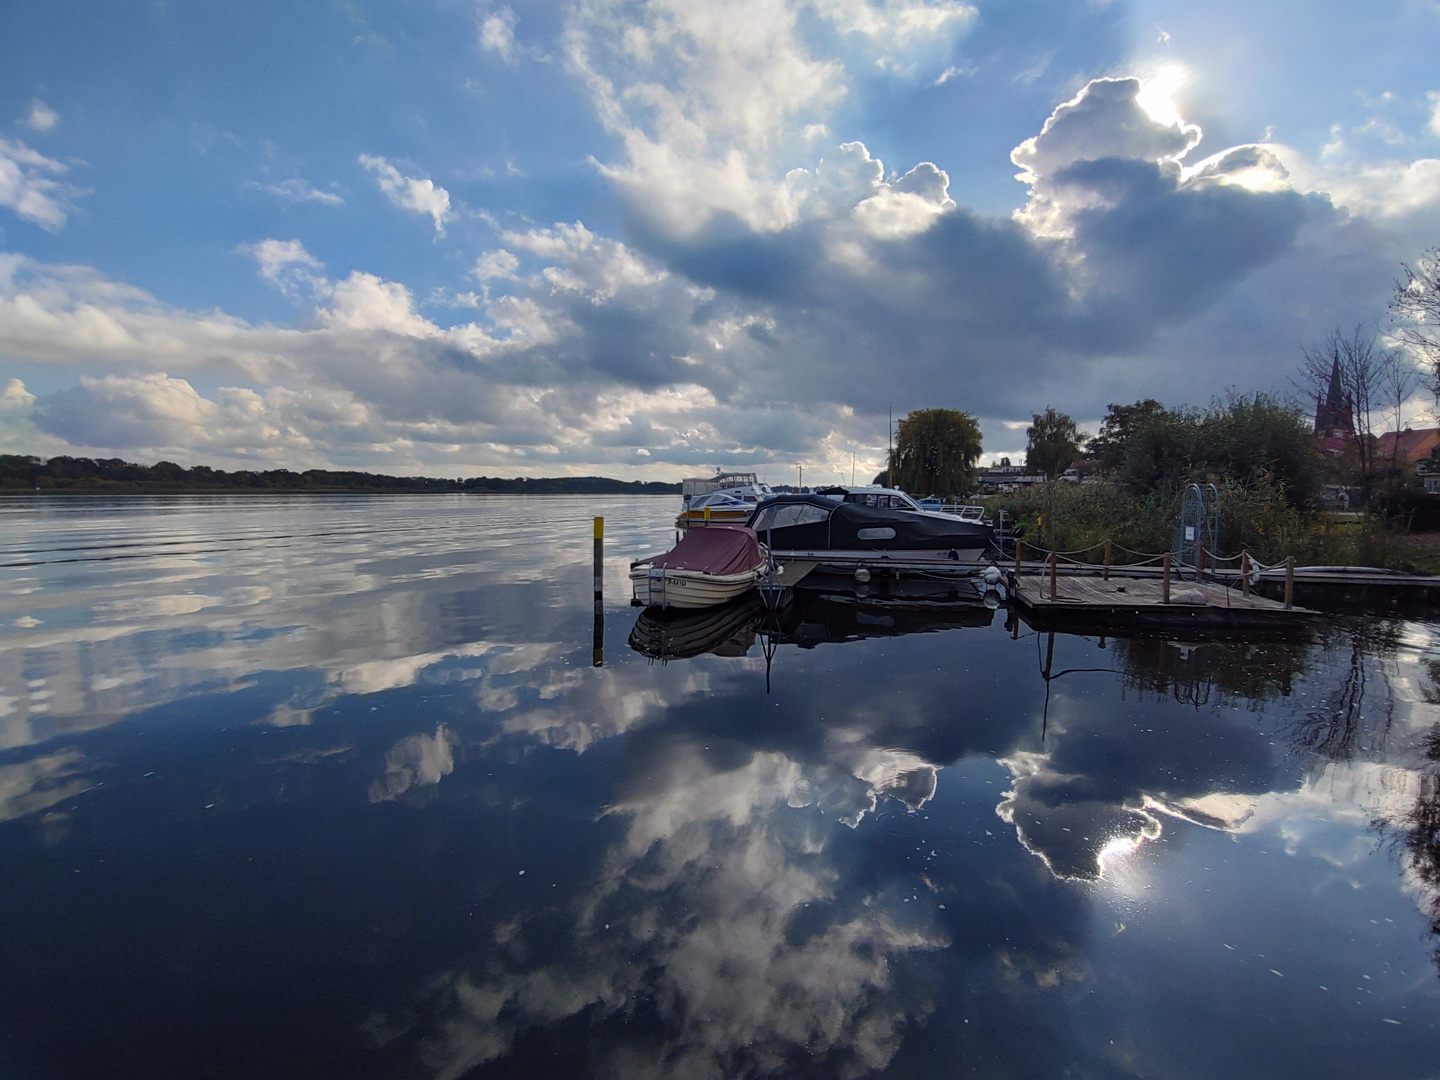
[593,516,604,667]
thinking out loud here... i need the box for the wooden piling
[593,517,604,667]
[1284,555,1294,610]
[1102,539,1111,582]
[1048,552,1057,600]
[1161,551,1171,604]
[1241,550,1251,597]
[1014,539,1022,575]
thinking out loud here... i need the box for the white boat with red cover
[630,526,769,609]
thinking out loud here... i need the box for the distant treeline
[0,455,680,495]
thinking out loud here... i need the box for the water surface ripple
[1,494,1438,1079]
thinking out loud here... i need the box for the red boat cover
[646,526,765,575]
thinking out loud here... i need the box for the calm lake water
[1,494,1438,1080]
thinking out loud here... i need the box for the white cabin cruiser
[677,470,775,527]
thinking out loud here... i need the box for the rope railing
[1009,538,1290,577]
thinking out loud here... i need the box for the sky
[1,0,1439,482]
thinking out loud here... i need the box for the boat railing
[918,501,989,522]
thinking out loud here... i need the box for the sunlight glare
[1136,64,1188,128]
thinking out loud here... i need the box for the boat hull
[629,566,766,609]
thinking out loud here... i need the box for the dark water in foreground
[1,495,1438,1080]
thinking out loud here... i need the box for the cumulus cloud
[23,99,58,133]
[240,238,328,298]
[0,378,34,414]
[0,137,81,230]
[246,177,345,207]
[559,0,976,234]
[359,154,453,234]
[477,4,519,61]
[0,69,1415,477]
[319,271,437,336]
[474,249,519,280]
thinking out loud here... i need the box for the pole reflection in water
[0,496,1439,1080]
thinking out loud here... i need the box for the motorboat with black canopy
[745,493,994,579]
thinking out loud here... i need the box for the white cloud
[478,4,519,61]
[563,0,853,232]
[246,177,345,206]
[239,238,328,298]
[1430,92,1440,139]
[0,137,81,230]
[475,248,520,280]
[0,378,34,413]
[1011,76,1201,186]
[23,99,58,133]
[811,0,975,59]
[359,154,453,234]
[319,271,437,337]
[0,70,1417,477]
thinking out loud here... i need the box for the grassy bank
[989,480,1440,574]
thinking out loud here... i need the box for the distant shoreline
[0,454,682,496]
[0,488,680,495]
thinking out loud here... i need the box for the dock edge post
[1103,539,1111,582]
[593,516,604,667]
[1284,555,1294,610]
[1241,550,1251,597]
[1162,551,1171,604]
[1048,551,1057,600]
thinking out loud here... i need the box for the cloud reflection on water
[2,497,1440,1077]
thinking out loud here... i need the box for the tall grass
[989,479,1433,571]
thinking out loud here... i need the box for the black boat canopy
[745,494,992,551]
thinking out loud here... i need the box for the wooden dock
[1011,573,1316,632]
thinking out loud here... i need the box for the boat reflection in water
[628,594,765,661]
[629,583,998,666]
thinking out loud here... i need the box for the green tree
[1025,406,1085,479]
[1114,393,1324,510]
[879,408,983,495]
[1117,408,1201,498]
[1203,392,1325,509]
[1089,399,1167,472]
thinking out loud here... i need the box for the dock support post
[1162,551,1171,604]
[1048,552,1057,600]
[1197,541,1205,582]
[1241,550,1251,597]
[1103,539,1111,582]
[1014,539,1022,576]
[1284,555,1294,610]
[593,517,604,667]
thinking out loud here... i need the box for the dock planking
[1011,572,1316,632]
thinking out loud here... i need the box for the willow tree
[881,408,983,496]
[1025,406,1085,480]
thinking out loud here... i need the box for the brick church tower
[1313,358,1352,440]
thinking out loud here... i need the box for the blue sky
[2,0,1439,480]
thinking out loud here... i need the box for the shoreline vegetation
[988,479,1440,575]
[0,455,680,495]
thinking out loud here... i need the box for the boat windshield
[845,491,919,511]
[749,502,830,532]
